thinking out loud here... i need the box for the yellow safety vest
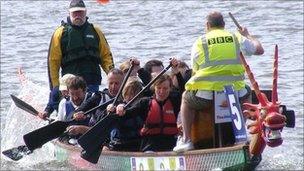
[185,29,245,91]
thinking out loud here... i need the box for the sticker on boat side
[214,90,232,123]
[130,156,186,171]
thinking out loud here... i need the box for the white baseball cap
[59,74,76,91]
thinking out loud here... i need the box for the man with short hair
[173,11,264,152]
[66,68,124,135]
[43,0,114,119]
[57,76,91,122]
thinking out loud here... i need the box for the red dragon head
[241,45,286,148]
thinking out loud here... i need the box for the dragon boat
[2,45,295,170]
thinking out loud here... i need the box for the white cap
[59,74,76,91]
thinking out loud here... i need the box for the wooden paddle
[10,94,54,123]
[228,12,242,30]
[78,61,173,164]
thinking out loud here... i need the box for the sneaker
[176,135,183,146]
[68,138,78,145]
[173,138,194,153]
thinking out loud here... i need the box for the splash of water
[1,74,57,167]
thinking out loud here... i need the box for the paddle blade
[23,121,70,151]
[78,114,119,155]
[80,148,102,164]
[2,145,32,161]
[10,94,39,116]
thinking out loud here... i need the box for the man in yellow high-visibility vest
[173,11,264,152]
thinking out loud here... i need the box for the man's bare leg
[180,94,195,142]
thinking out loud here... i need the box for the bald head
[206,11,225,28]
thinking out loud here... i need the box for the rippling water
[1,1,303,170]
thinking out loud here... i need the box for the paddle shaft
[23,98,114,151]
[228,12,242,30]
[112,61,134,105]
[125,63,172,108]
[78,62,173,162]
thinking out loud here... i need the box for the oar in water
[228,12,242,30]
[78,61,173,164]
[1,98,114,161]
[10,94,54,123]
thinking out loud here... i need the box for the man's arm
[40,87,60,118]
[47,26,64,90]
[237,27,264,55]
[93,25,114,74]
[75,93,102,113]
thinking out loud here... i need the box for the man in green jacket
[39,0,114,119]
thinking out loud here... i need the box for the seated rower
[38,73,76,119]
[115,73,181,152]
[119,58,163,94]
[57,76,92,124]
[106,78,144,151]
[173,11,264,152]
[56,76,92,144]
[141,59,164,86]
[66,68,124,136]
[119,58,141,78]
[120,58,164,88]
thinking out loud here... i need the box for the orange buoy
[97,0,110,5]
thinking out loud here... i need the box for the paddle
[228,12,242,30]
[112,60,136,106]
[75,60,136,163]
[10,94,54,123]
[2,60,135,161]
[78,61,173,164]
[24,97,116,150]
[1,98,115,162]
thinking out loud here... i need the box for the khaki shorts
[183,85,251,111]
[183,90,213,111]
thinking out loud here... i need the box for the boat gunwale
[53,140,247,157]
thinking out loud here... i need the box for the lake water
[1,0,303,170]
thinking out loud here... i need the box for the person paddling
[105,78,144,151]
[115,67,181,152]
[57,76,92,123]
[173,11,264,152]
[65,68,124,136]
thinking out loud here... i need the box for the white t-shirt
[57,98,73,121]
[57,93,91,121]
[239,36,256,56]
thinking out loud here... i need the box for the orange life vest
[140,99,178,136]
